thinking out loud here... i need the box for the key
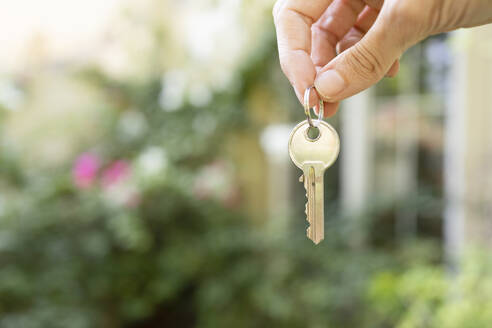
[288,120,340,244]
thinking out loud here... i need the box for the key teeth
[300,171,323,245]
[306,214,312,240]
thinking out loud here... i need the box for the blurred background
[1,0,492,327]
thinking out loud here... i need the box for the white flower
[118,110,148,140]
[260,124,293,159]
[103,182,139,208]
[193,160,239,207]
[136,146,168,178]
[0,80,23,111]
[159,70,187,111]
[189,83,212,107]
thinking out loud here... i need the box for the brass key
[288,120,340,244]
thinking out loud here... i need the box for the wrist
[437,0,492,32]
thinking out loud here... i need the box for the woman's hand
[273,0,492,116]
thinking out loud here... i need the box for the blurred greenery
[0,1,490,328]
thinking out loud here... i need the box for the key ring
[303,86,324,128]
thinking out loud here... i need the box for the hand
[273,0,492,116]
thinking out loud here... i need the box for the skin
[273,0,492,117]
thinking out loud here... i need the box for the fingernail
[315,70,346,100]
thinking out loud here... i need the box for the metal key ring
[303,86,324,128]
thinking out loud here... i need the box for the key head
[288,120,340,169]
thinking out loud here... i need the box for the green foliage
[365,250,492,328]
[0,173,399,328]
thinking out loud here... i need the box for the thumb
[314,16,407,102]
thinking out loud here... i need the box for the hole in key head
[306,126,320,141]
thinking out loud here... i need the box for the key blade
[302,162,325,244]
[312,164,325,244]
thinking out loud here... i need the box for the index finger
[274,0,334,103]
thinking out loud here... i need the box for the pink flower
[101,160,130,188]
[72,153,101,189]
